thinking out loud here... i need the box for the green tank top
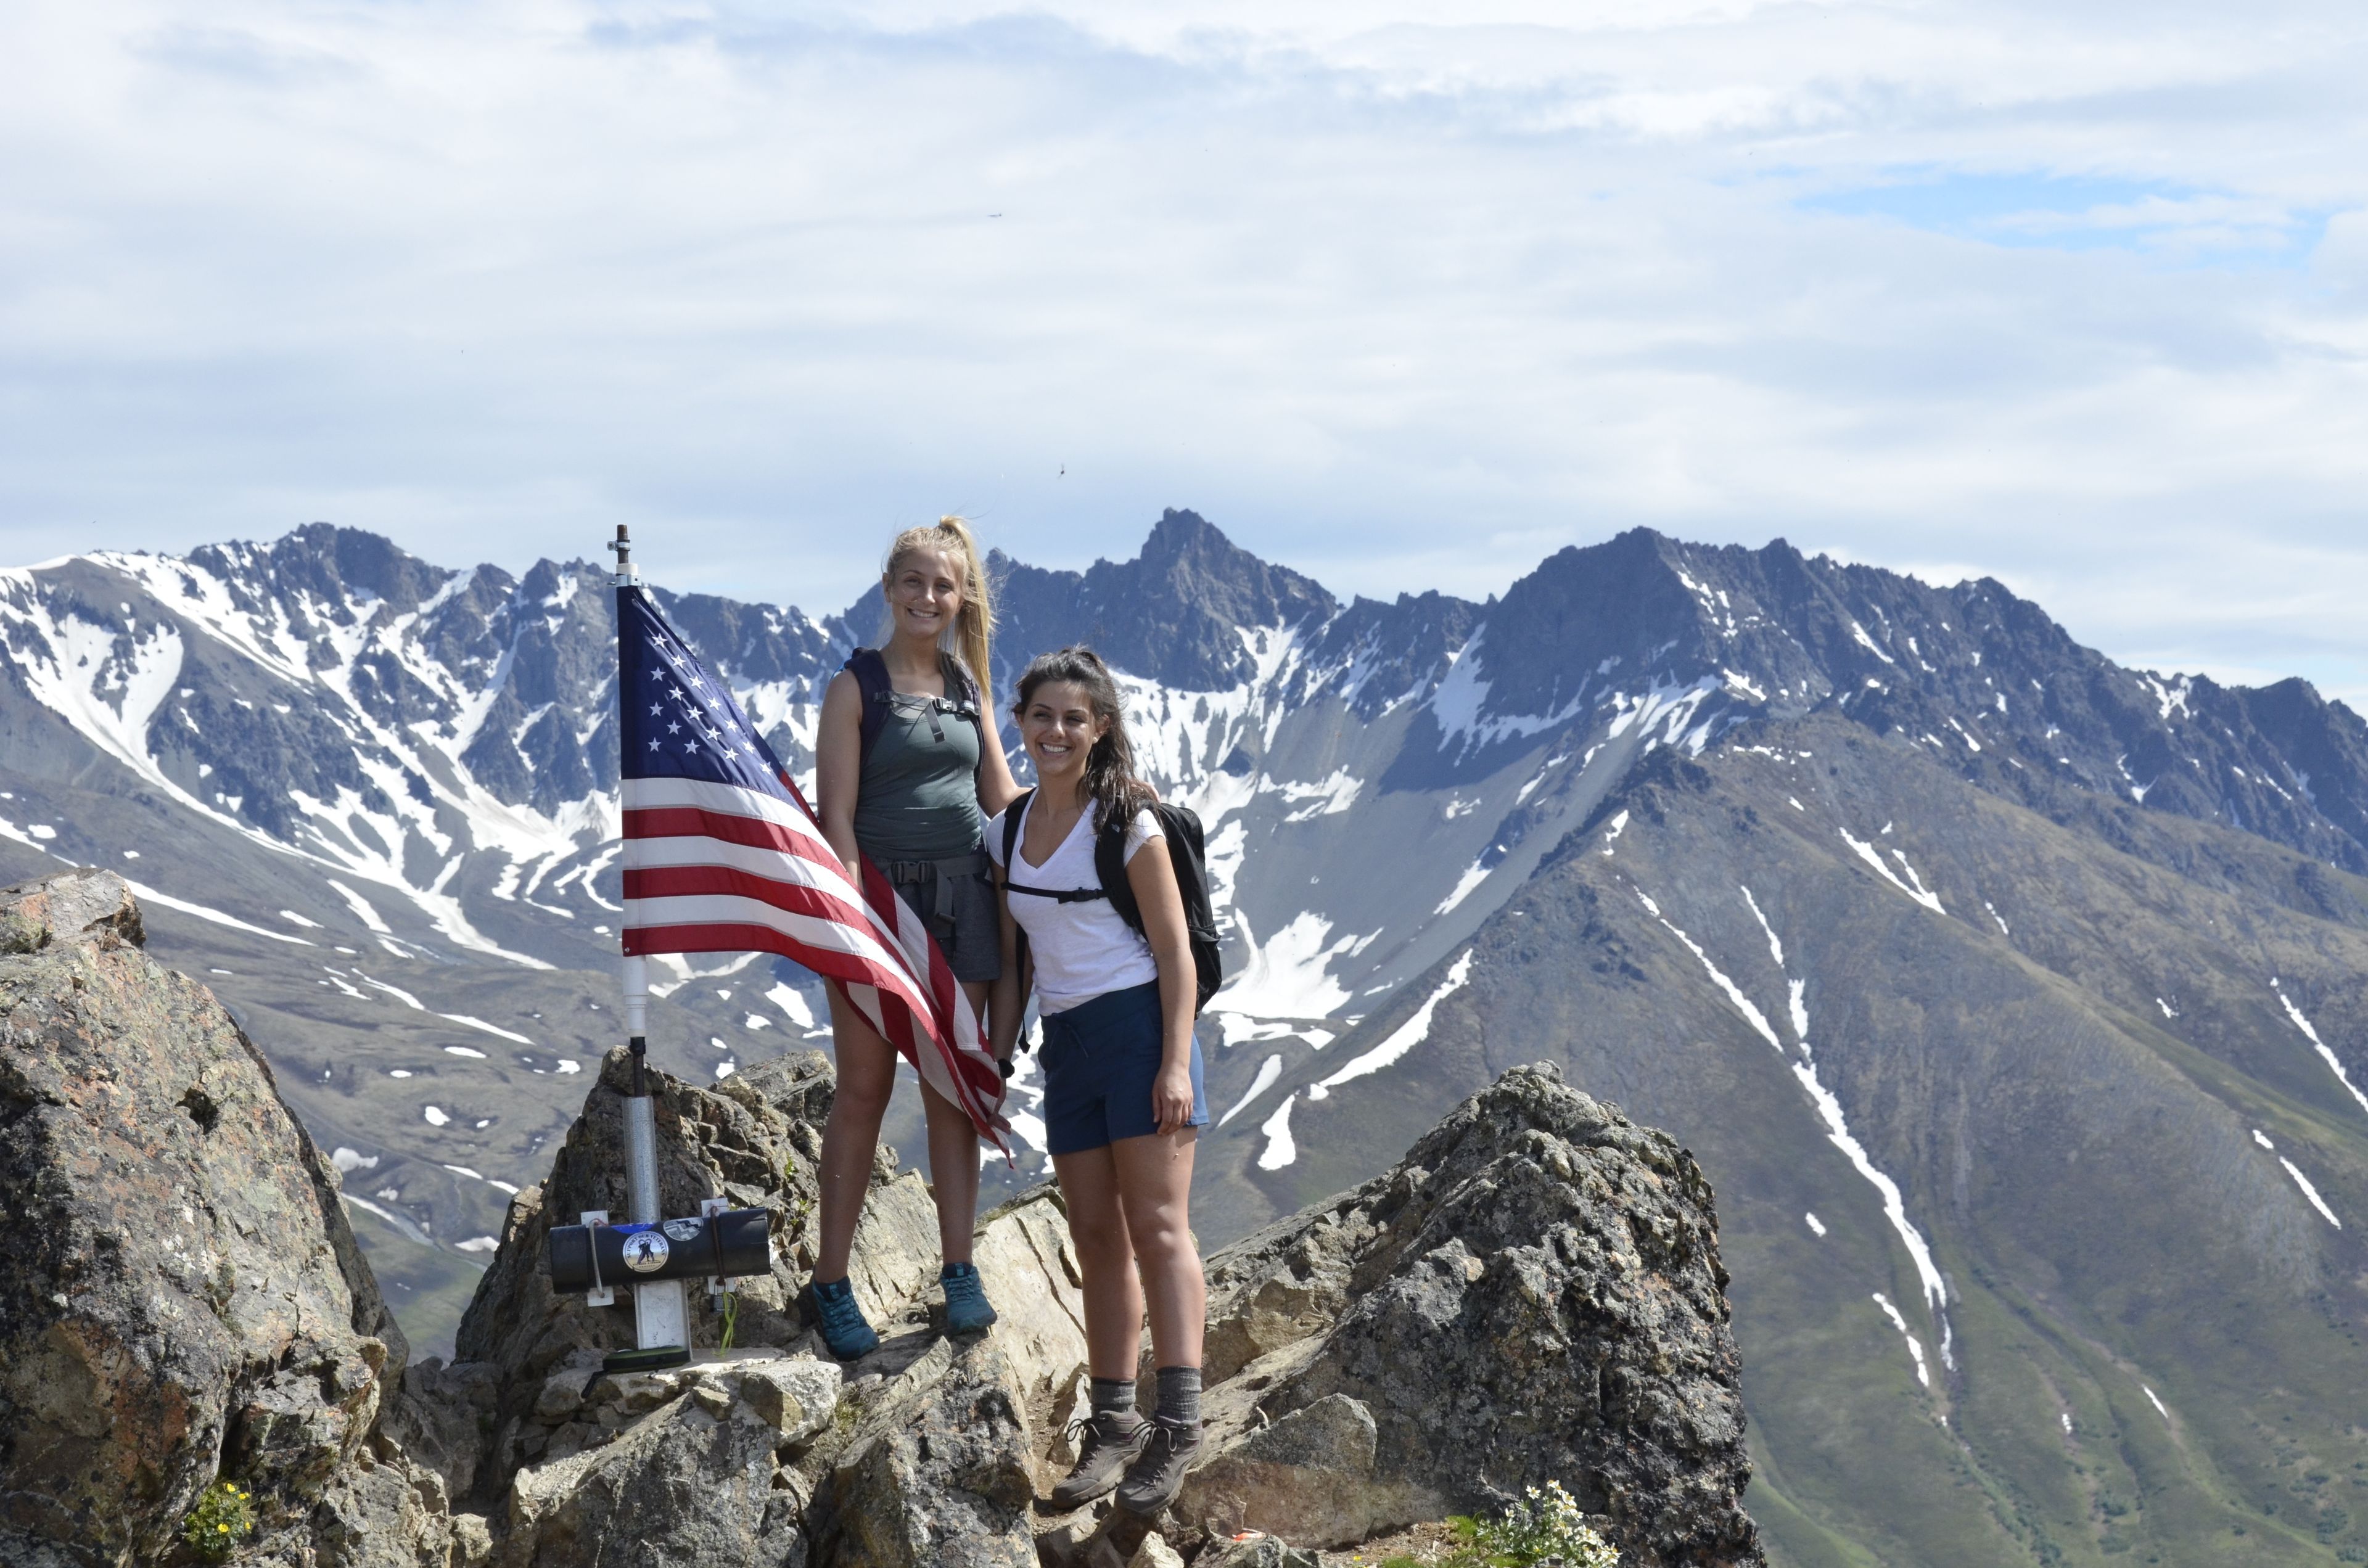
[852,684,985,860]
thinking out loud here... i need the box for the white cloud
[1,1,2364,698]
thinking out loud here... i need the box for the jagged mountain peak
[987,509,1336,690]
[178,522,477,623]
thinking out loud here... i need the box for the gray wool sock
[1090,1376,1137,1421]
[1154,1365,1202,1427]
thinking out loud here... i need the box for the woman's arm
[988,871,1027,1062]
[975,711,1025,818]
[1127,832,1198,1136]
[814,670,866,883]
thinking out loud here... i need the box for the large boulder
[458,1043,1094,1564]
[0,869,461,1566]
[0,868,1762,1567]
[1180,1064,1763,1567]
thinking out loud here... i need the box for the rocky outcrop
[445,1052,1757,1566]
[1184,1064,1761,1566]
[0,869,472,1566]
[0,871,1759,1565]
[454,1045,1096,1565]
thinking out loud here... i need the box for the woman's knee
[1064,1203,1131,1263]
[1125,1215,1194,1269]
[828,1073,894,1130]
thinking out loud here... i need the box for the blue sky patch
[1802,170,2321,267]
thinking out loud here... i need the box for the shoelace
[812,1287,871,1338]
[1063,1413,1137,1457]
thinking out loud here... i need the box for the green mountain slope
[1200,713,2368,1567]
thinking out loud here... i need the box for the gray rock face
[0,872,1762,1566]
[1185,1064,1762,1567]
[0,870,453,1565]
[450,1041,1096,1563]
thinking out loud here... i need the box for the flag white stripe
[625,774,828,839]
[625,887,920,982]
[627,893,941,1019]
[627,834,873,912]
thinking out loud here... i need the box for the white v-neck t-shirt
[984,795,1164,1014]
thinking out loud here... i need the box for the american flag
[615,584,1010,1152]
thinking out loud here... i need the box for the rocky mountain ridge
[0,869,1760,1567]
[4,514,2366,1566]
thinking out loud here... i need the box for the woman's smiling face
[1022,681,1108,781]
[885,547,963,645]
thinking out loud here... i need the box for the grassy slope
[1198,716,2368,1567]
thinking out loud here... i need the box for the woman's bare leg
[814,984,900,1281]
[1054,1144,1148,1379]
[919,980,992,1265]
[1111,1127,1204,1370]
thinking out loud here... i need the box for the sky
[3,1,2366,699]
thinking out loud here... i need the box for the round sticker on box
[620,1231,671,1274]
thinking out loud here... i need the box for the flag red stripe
[623,864,873,931]
[625,805,841,869]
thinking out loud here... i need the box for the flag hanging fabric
[614,585,1009,1152]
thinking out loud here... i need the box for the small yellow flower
[217,1524,229,1533]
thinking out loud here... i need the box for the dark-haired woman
[808,517,1025,1361]
[986,647,1209,1516]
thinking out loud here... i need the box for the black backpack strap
[1096,806,1147,937]
[845,648,892,765]
[1002,789,1111,903]
[941,652,990,776]
[999,788,1032,872]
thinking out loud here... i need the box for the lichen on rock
[0,869,465,1566]
[0,871,1761,1567]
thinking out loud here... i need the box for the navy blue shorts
[1038,981,1208,1155]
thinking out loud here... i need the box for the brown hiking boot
[1113,1418,1202,1516]
[1048,1411,1149,1510]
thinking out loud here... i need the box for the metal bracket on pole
[607,522,639,588]
[610,951,690,1370]
[579,1211,614,1308]
[699,1195,730,1295]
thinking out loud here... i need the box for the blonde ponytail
[879,515,997,700]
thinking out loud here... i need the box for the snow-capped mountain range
[4,511,2365,1567]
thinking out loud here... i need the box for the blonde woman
[808,517,1025,1359]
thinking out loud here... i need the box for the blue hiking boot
[806,1275,879,1361]
[940,1261,998,1334]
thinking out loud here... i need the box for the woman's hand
[1152,1061,1196,1136]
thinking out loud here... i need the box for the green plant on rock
[1440,1480,1622,1567]
[183,1480,257,1561]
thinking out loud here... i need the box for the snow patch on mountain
[1430,630,1589,753]
[128,880,316,945]
[1217,1054,1285,1128]
[1872,1292,1931,1389]
[1840,830,1944,915]
[1311,953,1473,1097]
[1220,911,1360,1019]
[1275,770,1362,821]
[1741,885,1783,967]
[1256,1092,1299,1170]
[2272,980,2368,1117]
[1605,676,1725,756]
[1635,887,1782,1052]
[1433,861,1490,916]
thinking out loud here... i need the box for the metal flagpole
[539,533,776,1361]
[606,523,690,1371]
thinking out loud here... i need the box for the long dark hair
[1013,646,1153,832]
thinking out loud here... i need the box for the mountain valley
[2,512,2364,1567]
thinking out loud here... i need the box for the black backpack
[1000,788,1225,1016]
[845,647,985,770]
